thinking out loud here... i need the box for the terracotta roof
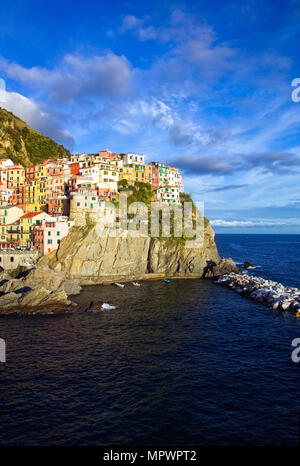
[21,211,43,218]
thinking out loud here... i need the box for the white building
[121,153,145,165]
[0,159,14,170]
[80,165,100,184]
[155,186,180,204]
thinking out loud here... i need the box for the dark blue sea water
[216,234,300,288]
[0,234,299,446]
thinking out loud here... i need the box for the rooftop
[21,211,43,218]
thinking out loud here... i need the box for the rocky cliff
[39,221,238,284]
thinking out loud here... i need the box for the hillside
[0,107,71,166]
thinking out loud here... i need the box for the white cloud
[119,15,157,40]
[1,90,74,148]
[210,219,300,227]
[0,52,133,103]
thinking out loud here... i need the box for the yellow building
[26,179,47,212]
[132,163,153,184]
[99,168,119,184]
[0,206,24,244]
[119,165,135,183]
[7,166,25,188]
[7,211,51,246]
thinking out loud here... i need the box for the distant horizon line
[215,232,300,235]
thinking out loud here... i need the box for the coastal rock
[0,278,20,294]
[215,273,300,315]
[59,279,82,296]
[20,287,51,307]
[20,266,82,295]
[0,291,21,309]
[213,258,239,276]
[0,266,80,314]
[40,222,238,283]
[244,260,256,269]
[0,220,237,314]
[55,227,151,281]
[22,266,64,291]
[40,289,71,306]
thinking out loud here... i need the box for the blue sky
[0,0,300,233]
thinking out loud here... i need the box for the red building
[70,162,80,175]
[150,164,159,184]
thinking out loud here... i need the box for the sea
[0,234,299,446]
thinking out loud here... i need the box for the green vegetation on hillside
[117,181,208,242]
[0,107,71,166]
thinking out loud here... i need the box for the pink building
[33,217,74,255]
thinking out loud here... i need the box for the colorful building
[33,217,75,255]
[7,166,25,188]
[155,186,180,203]
[7,211,52,246]
[0,206,24,245]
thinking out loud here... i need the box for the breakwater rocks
[215,273,300,314]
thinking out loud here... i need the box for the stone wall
[0,250,40,270]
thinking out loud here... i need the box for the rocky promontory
[0,221,238,314]
[41,222,238,284]
[215,273,300,314]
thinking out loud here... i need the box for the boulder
[41,289,70,306]
[59,279,81,295]
[20,287,51,307]
[244,260,256,269]
[214,258,239,276]
[0,291,21,308]
[23,266,64,291]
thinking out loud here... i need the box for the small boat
[114,283,125,288]
[164,279,171,283]
[101,303,118,310]
[132,282,141,287]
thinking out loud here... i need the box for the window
[48,239,52,244]
[10,257,14,262]
[57,231,60,236]
[48,231,51,236]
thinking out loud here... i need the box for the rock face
[39,222,238,284]
[0,265,81,314]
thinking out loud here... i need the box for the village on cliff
[0,151,184,269]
